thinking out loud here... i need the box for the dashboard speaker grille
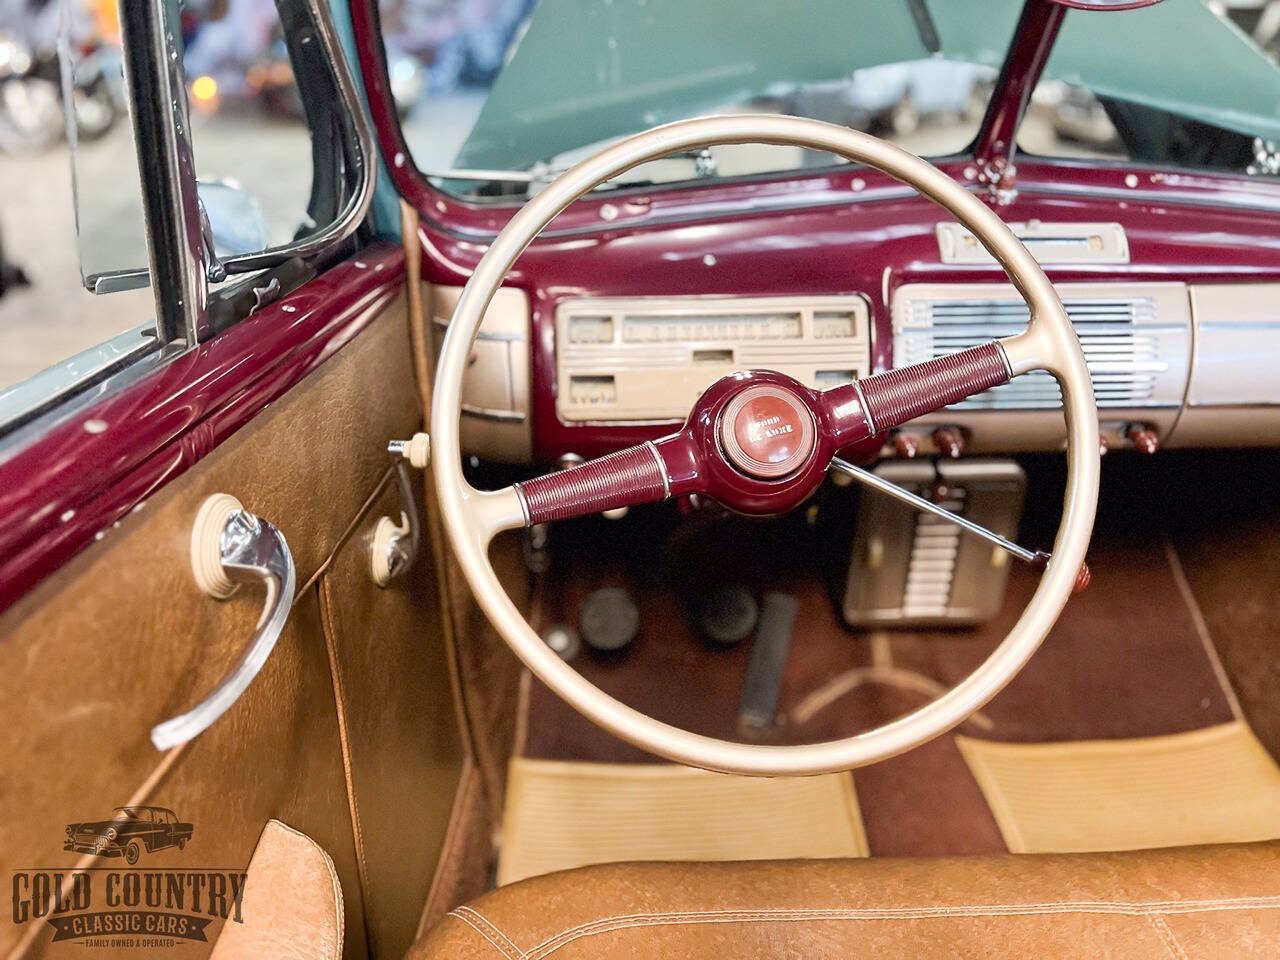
[893,284,1191,411]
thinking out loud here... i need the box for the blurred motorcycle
[0,216,30,299]
[0,31,62,154]
[0,30,124,155]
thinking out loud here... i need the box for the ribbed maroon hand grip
[519,444,668,524]
[859,342,1010,432]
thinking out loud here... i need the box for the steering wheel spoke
[819,343,1008,448]
[866,341,1012,426]
[514,441,676,525]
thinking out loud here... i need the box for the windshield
[387,0,1280,201]
[1019,0,1280,175]
[389,0,1021,198]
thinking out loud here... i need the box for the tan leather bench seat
[410,842,1280,959]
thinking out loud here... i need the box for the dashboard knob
[892,432,920,459]
[1127,424,1160,455]
[931,427,965,459]
[1074,561,1092,595]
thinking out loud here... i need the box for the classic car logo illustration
[64,806,193,866]
[10,807,246,949]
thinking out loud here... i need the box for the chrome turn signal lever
[830,457,1089,593]
[371,434,430,587]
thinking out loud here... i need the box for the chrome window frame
[0,0,375,440]
[199,0,375,280]
[118,0,209,346]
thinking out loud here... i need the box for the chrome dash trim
[461,404,526,423]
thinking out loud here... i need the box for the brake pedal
[698,584,759,646]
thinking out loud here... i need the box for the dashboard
[421,188,1280,467]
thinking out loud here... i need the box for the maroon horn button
[719,385,816,479]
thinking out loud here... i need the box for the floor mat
[525,524,1239,855]
[522,457,1258,856]
[956,720,1280,854]
[498,758,867,886]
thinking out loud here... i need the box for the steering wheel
[430,115,1100,777]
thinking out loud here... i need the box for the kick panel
[555,295,871,422]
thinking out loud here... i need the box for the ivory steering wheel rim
[430,115,1100,777]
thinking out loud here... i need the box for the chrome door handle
[151,494,296,750]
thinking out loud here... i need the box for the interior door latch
[152,494,297,749]
[371,434,430,587]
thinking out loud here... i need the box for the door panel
[318,478,466,959]
[4,587,366,959]
[0,289,464,957]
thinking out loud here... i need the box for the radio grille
[556,296,871,422]
[893,284,1191,411]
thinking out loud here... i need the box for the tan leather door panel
[0,294,463,958]
[0,578,367,959]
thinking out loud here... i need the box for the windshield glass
[388,0,1280,200]
[1018,0,1280,175]
[388,0,1022,199]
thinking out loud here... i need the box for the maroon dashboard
[407,159,1280,465]
[346,0,1280,469]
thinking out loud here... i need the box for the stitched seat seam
[524,896,1280,959]
[451,910,523,959]
[454,906,526,959]
[1147,914,1190,960]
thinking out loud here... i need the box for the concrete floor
[0,141,152,392]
